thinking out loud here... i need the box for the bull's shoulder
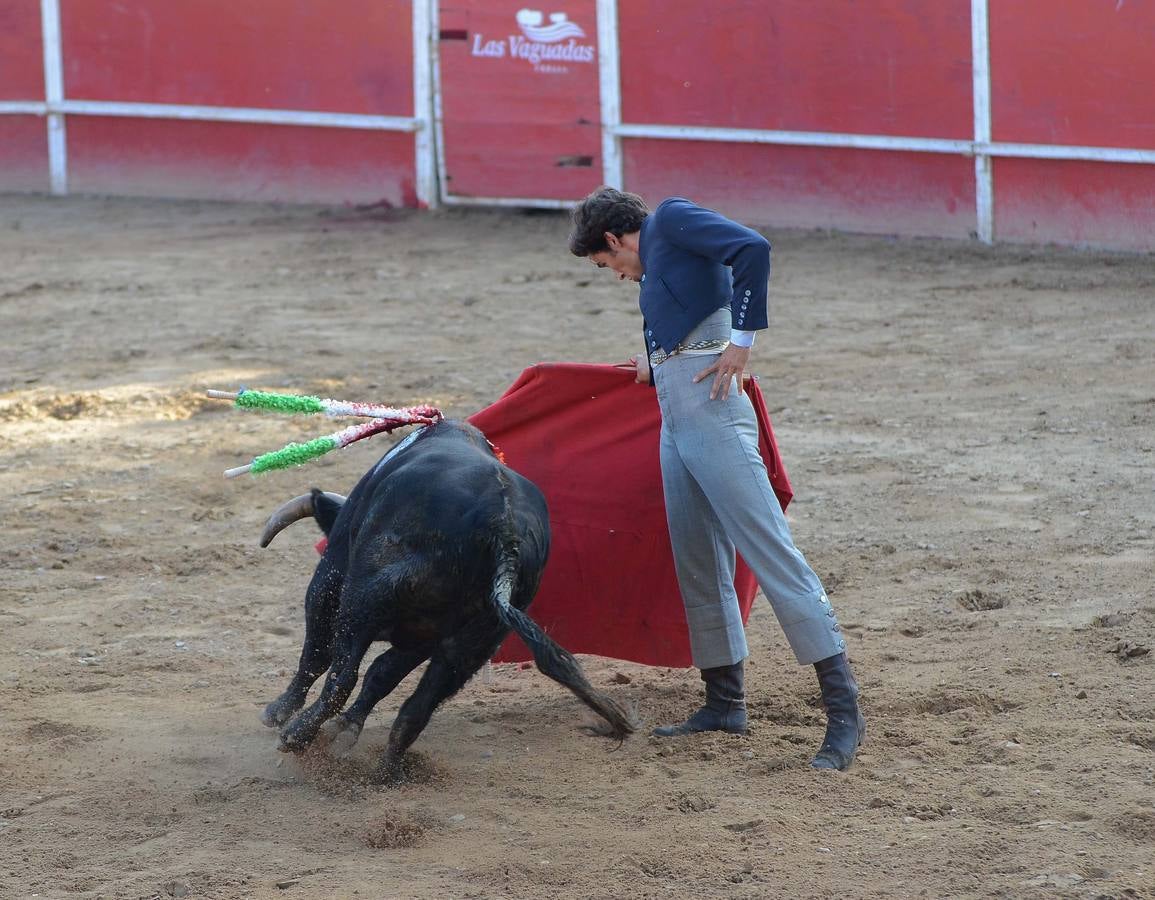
[360,421,534,512]
[380,419,490,465]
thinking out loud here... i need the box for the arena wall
[2,1,1153,250]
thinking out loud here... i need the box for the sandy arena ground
[1,195,1153,899]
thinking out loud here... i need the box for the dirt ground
[1,194,1153,900]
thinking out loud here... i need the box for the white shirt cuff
[730,329,756,348]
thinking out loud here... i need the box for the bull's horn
[259,491,347,548]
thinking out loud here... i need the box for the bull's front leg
[279,628,375,752]
[261,559,342,727]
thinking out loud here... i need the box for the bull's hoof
[369,753,411,786]
[278,720,318,753]
[320,715,363,756]
[370,763,406,787]
[369,751,440,787]
[261,697,300,728]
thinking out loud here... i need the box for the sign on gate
[436,2,603,203]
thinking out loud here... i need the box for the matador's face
[589,231,644,283]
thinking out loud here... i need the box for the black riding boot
[652,662,748,737]
[811,652,866,770]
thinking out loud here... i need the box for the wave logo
[515,9,587,43]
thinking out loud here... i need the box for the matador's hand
[628,354,652,385]
[693,344,750,400]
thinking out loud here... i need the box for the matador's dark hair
[568,186,650,257]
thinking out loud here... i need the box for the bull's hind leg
[374,621,507,784]
[320,646,429,754]
[261,557,343,727]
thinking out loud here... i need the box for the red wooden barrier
[0,3,43,98]
[616,0,978,239]
[61,0,413,114]
[619,0,973,137]
[0,2,48,191]
[66,117,417,206]
[989,0,1155,250]
[11,0,418,205]
[1,1,1154,249]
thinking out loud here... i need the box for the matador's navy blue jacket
[637,198,770,354]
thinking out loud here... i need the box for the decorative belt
[648,338,730,368]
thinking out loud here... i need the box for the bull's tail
[489,542,636,740]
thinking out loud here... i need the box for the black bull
[258,418,635,782]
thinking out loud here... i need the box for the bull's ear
[311,488,345,536]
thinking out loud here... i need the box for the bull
[258,418,635,782]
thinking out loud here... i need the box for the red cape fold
[466,363,793,667]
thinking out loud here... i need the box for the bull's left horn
[259,492,346,547]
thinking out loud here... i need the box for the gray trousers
[652,329,846,669]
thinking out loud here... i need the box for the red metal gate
[434,1,604,204]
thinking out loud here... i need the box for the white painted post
[412,0,438,208]
[596,0,623,189]
[971,0,994,243]
[40,0,67,195]
[428,0,453,206]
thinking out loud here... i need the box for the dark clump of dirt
[957,589,1008,611]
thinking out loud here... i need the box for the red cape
[467,363,792,667]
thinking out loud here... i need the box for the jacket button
[745,289,751,296]
[646,330,652,336]
[650,341,656,348]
